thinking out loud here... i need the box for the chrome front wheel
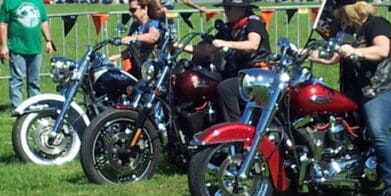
[188,142,272,196]
[12,112,81,165]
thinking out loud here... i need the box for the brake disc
[34,118,70,155]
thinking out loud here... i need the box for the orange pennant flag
[260,9,274,30]
[91,13,109,34]
[310,8,319,22]
[205,10,221,22]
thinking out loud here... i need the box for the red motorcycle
[188,35,384,195]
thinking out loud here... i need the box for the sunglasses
[129,6,141,13]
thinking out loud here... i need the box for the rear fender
[12,94,90,135]
[192,122,288,191]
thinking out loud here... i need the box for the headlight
[141,61,156,82]
[50,57,76,83]
[239,68,276,106]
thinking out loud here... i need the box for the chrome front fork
[237,81,283,180]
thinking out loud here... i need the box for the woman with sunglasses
[110,0,160,78]
[177,0,271,122]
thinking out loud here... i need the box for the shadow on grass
[0,104,11,113]
[0,153,22,164]
[64,152,187,185]
[65,173,90,185]
[156,152,188,176]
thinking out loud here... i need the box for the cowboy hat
[214,0,258,9]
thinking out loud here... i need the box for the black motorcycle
[79,20,228,184]
[11,37,138,165]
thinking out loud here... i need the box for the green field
[0,2,385,195]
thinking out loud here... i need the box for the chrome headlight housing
[50,57,76,83]
[239,68,276,106]
[141,60,156,82]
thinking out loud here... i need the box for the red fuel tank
[289,83,359,115]
[173,70,219,102]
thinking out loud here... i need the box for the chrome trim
[309,95,332,104]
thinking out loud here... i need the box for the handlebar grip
[111,37,122,46]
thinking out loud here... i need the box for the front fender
[191,122,254,147]
[192,122,288,192]
[12,94,90,135]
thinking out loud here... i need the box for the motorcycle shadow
[0,153,23,164]
[0,104,11,113]
[66,173,90,185]
[155,152,188,176]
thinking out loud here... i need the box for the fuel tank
[92,67,137,98]
[290,82,359,115]
[173,70,219,102]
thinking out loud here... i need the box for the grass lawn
[0,1,377,195]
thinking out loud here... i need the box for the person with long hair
[307,1,391,194]
[110,0,160,78]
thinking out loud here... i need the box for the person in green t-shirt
[0,0,54,110]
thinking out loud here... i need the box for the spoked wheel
[188,142,272,196]
[80,108,161,184]
[12,112,81,165]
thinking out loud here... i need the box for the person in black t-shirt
[212,0,270,122]
[175,0,271,122]
[307,1,391,194]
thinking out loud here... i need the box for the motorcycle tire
[80,108,161,184]
[12,111,81,165]
[188,142,273,196]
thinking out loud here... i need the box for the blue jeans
[9,52,41,109]
[362,90,391,193]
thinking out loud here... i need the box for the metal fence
[1,3,391,79]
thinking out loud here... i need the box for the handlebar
[274,36,343,68]
[274,32,360,70]
[172,19,226,59]
[92,37,122,51]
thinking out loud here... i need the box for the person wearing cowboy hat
[212,0,271,123]
[307,1,391,194]
[176,0,271,123]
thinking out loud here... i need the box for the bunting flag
[298,8,309,14]
[205,11,221,22]
[180,12,194,29]
[286,9,297,24]
[121,13,131,25]
[310,8,319,22]
[260,9,274,30]
[62,15,78,37]
[91,13,109,34]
